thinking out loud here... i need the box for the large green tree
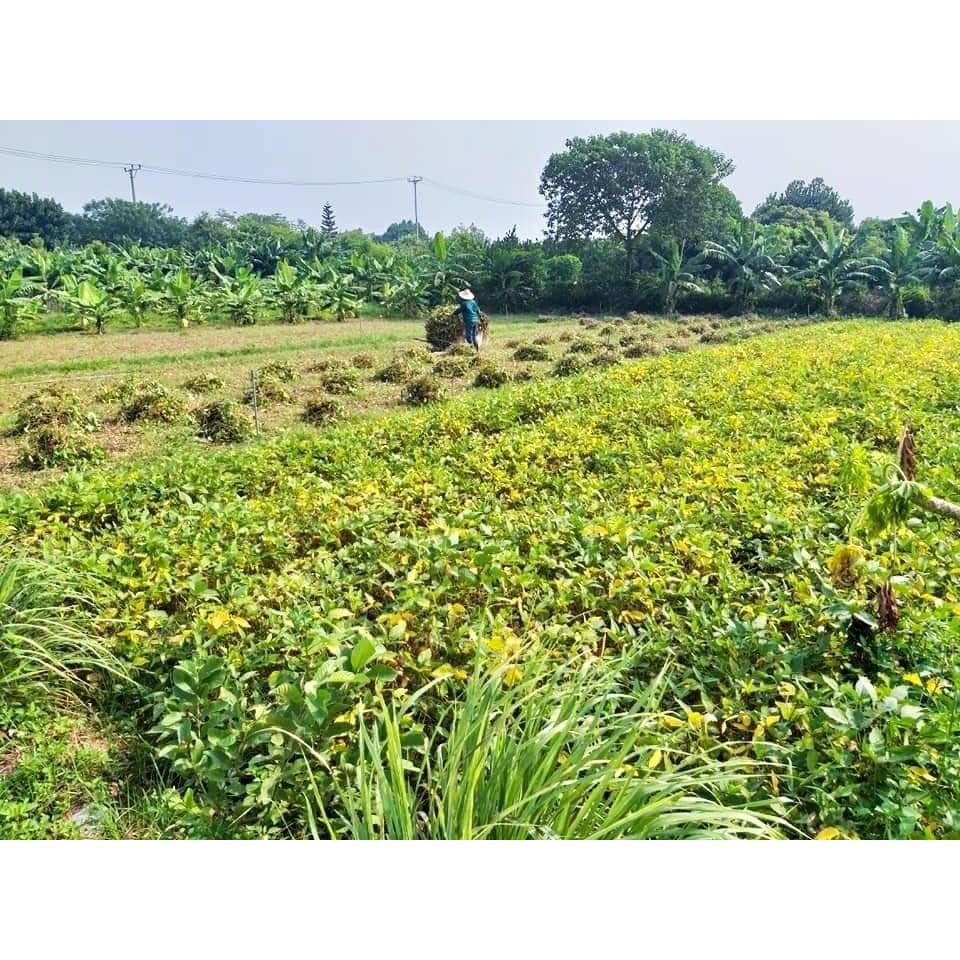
[539,130,734,280]
[0,188,68,246]
[71,198,188,248]
[753,177,855,230]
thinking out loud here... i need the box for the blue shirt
[458,299,480,324]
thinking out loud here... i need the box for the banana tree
[162,267,203,326]
[269,260,317,322]
[378,275,429,317]
[643,239,705,314]
[60,279,120,335]
[116,273,159,328]
[792,221,884,316]
[316,267,361,321]
[214,269,263,326]
[703,220,782,314]
[0,269,40,340]
[876,226,925,319]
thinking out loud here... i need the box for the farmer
[457,287,482,351]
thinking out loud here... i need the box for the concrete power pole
[407,176,423,239]
[124,164,142,203]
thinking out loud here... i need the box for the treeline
[2,129,960,323]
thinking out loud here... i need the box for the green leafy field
[2,320,959,838]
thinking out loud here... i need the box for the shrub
[120,381,188,424]
[473,362,509,389]
[424,306,463,350]
[194,400,252,443]
[552,354,588,377]
[242,376,292,406]
[558,331,574,342]
[317,367,361,395]
[182,372,226,394]
[9,386,99,437]
[513,366,537,382]
[505,338,521,349]
[619,334,638,347]
[433,355,472,378]
[16,425,104,470]
[351,352,376,369]
[532,335,555,345]
[401,375,445,406]
[513,344,551,362]
[259,359,298,383]
[599,325,616,337]
[302,394,345,426]
[375,357,416,383]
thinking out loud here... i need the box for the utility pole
[407,176,423,239]
[124,164,142,203]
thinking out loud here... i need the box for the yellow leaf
[903,673,922,687]
[503,666,523,688]
[661,716,684,729]
[815,827,841,840]
[206,608,231,631]
[686,711,703,729]
[647,749,663,770]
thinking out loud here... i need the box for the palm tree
[703,220,782,314]
[643,239,704,314]
[791,221,884,316]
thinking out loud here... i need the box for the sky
[1,121,958,239]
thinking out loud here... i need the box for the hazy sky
[1,121,957,239]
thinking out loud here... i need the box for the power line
[0,145,406,187]
[0,144,547,207]
[423,177,546,208]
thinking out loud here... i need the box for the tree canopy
[753,177,855,229]
[70,198,188,247]
[539,130,735,278]
[0,188,68,246]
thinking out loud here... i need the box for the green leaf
[350,635,377,672]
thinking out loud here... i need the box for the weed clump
[375,357,416,383]
[259,359,298,382]
[16,425,104,470]
[401,375,446,406]
[473,362,509,389]
[425,306,464,350]
[194,400,252,443]
[552,354,588,377]
[120,381,188,423]
[317,367,361,395]
[306,357,348,374]
[351,352,376,369]
[433,355,473,378]
[513,344,550,362]
[243,376,292,406]
[532,335,555,345]
[302,394,345,426]
[9,386,99,436]
[182,372,225,394]
[624,342,664,358]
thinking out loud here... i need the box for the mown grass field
[0,311,790,486]
[2,319,959,839]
